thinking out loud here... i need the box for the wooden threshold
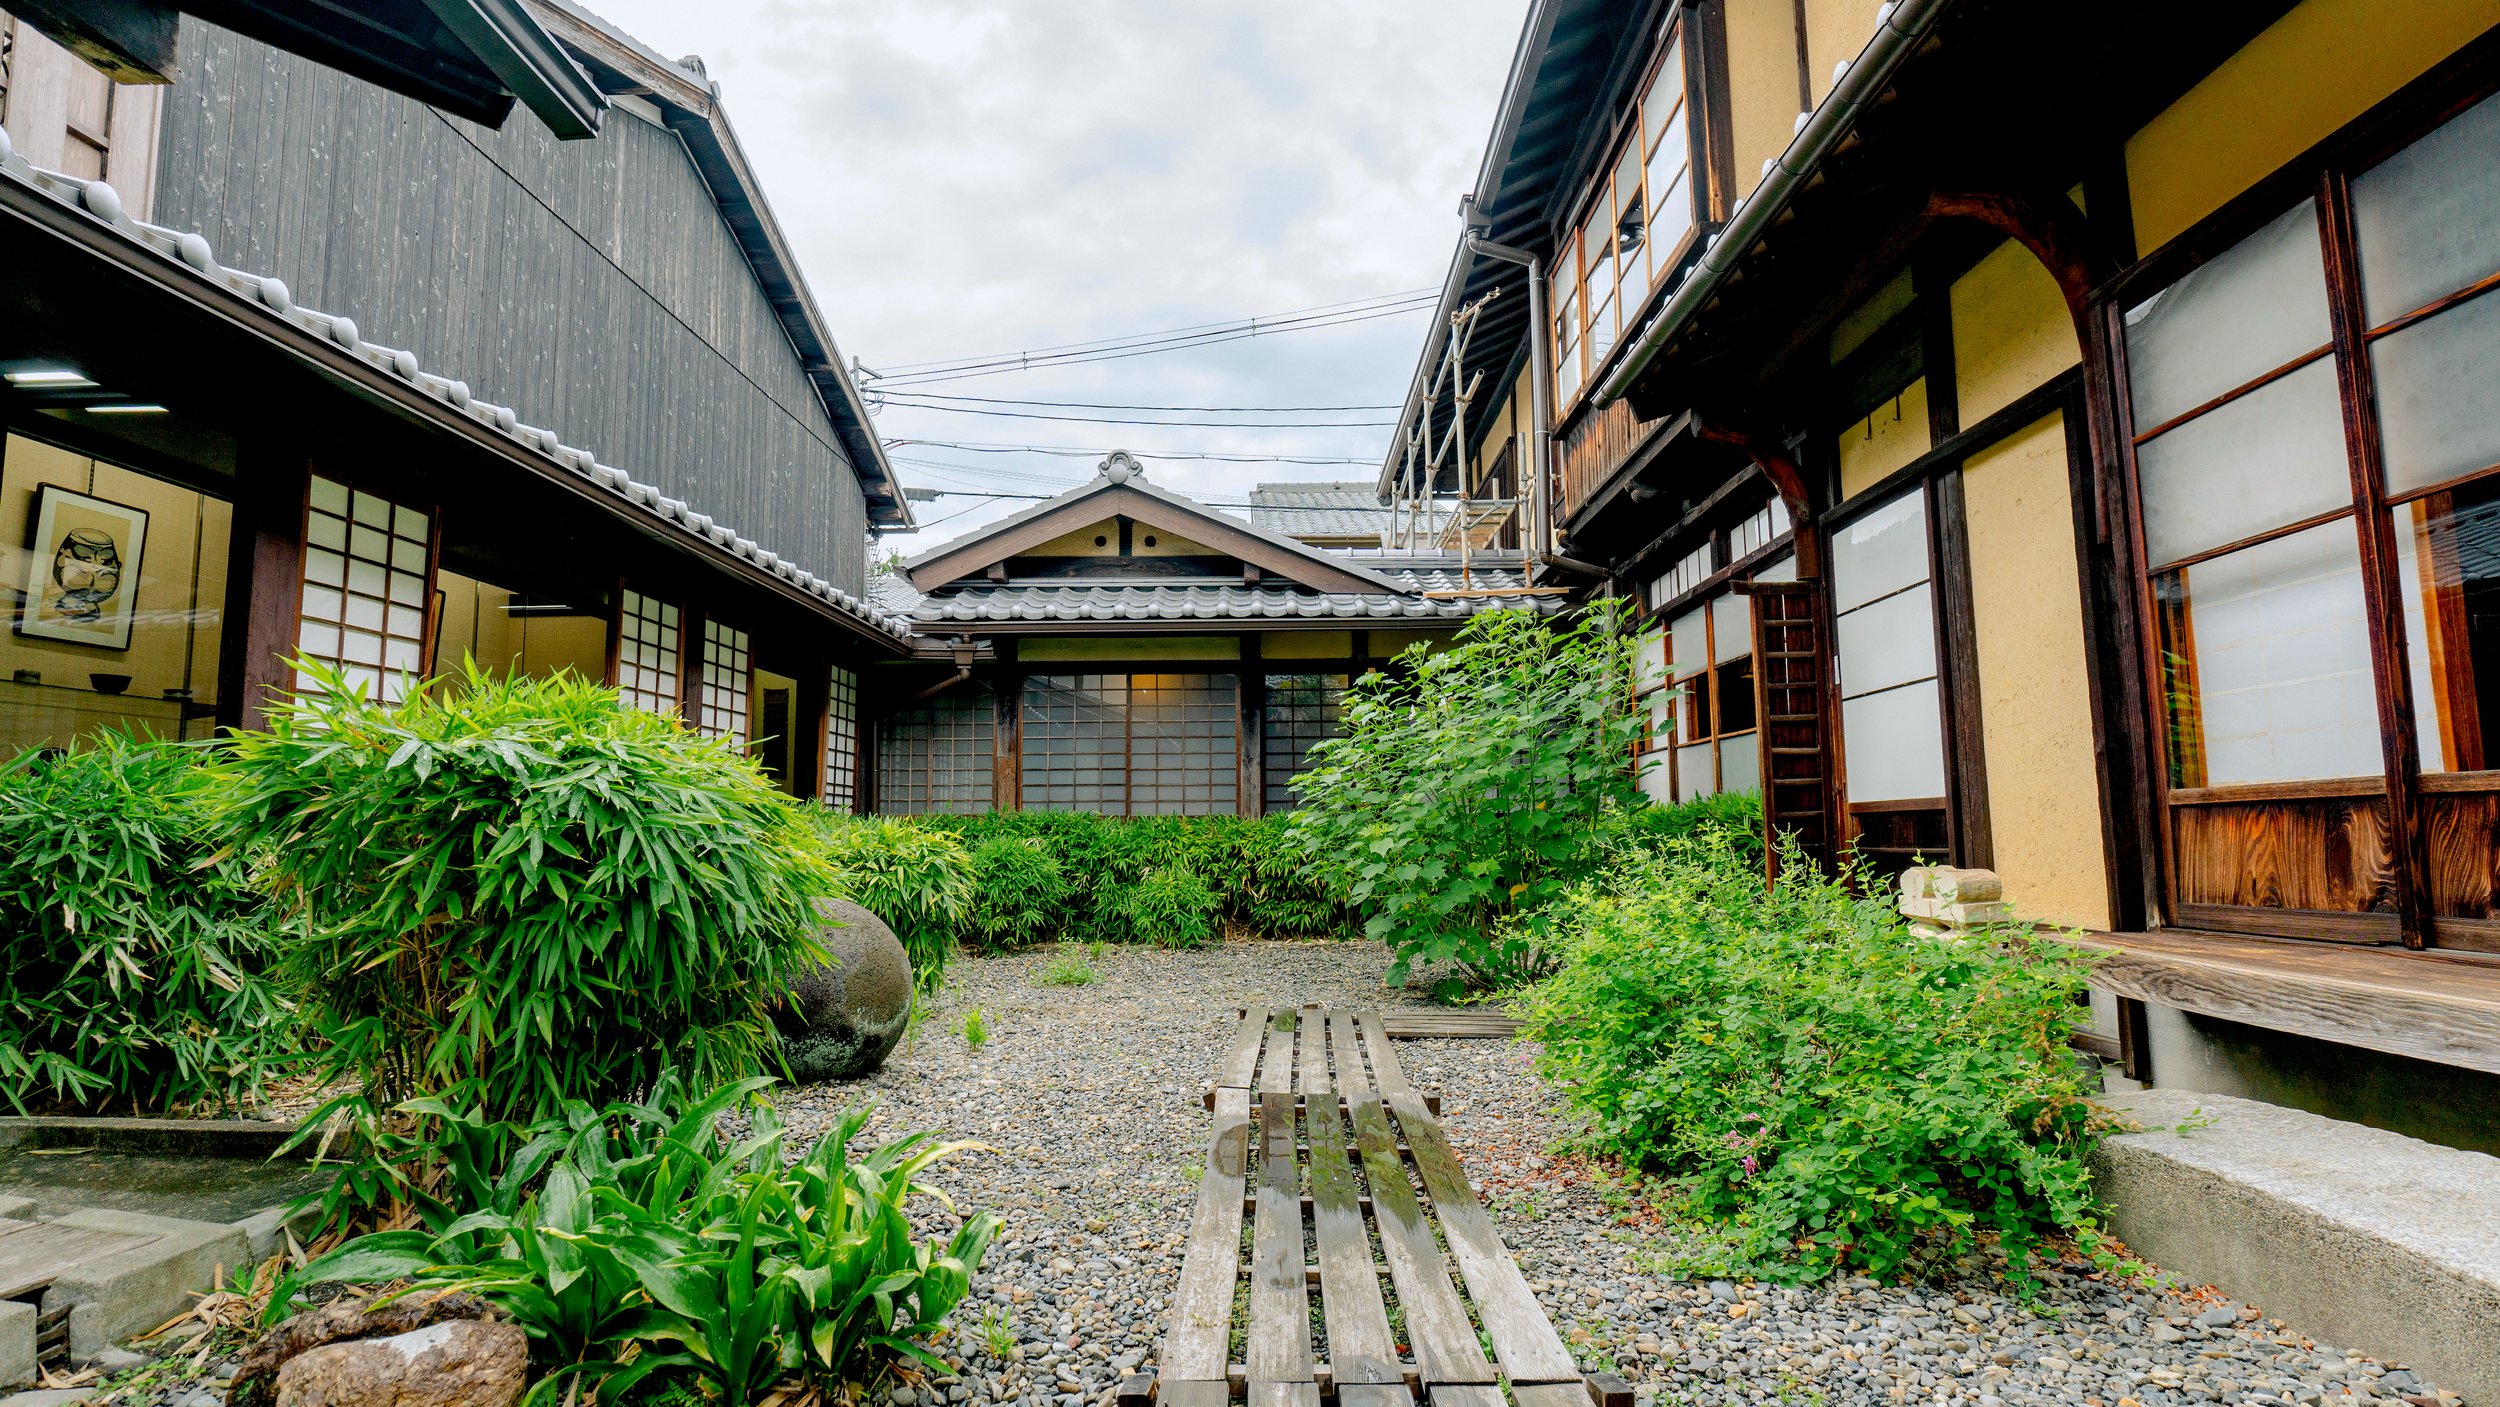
[2063,928,2500,1077]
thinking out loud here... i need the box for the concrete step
[2092,1089,2500,1402]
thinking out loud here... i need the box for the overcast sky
[577,0,1524,552]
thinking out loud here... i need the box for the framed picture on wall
[15,484,149,650]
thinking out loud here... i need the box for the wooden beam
[2065,930,2500,1077]
[3,0,177,83]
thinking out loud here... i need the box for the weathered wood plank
[1374,1012,1520,1040]
[1337,1386,1411,1407]
[1247,1012,1312,1391]
[1426,1386,1507,1407]
[0,1219,159,1300]
[1217,1007,1269,1090]
[1516,1385,1599,1407]
[2064,930,2500,1076]
[1355,1011,1413,1095]
[1307,1016,1400,1386]
[1345,1089,1493,1387]
[1387,1091,1579,1385]
[1157,1381,1230,1407]
[1160,1085,1251,1383]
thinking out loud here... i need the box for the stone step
[2091,1089,2500,1403]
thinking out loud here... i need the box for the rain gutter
[1593,0,1953,408]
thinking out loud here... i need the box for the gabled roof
[1238,481,1393,543]
[522,0,912,529]
[903,452,1405,597]
[874,559,1557,630]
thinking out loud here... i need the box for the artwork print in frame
[16,484,149,650]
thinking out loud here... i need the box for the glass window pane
[1612,142,1647,297]
[2392,482,2500,774]
[1711,593,1750,664]
[1633,628,1670,693]
[2124,199,2331,429]
[2134,355,2351,568]
[1842,681,1947,802]
[1675,740,1716,801]
[1718,733,1760,795]
[2153,518,2382,787]
[1831,487,1929,613]
[2354,90,2500,326]
[1642,39,1683,153]
[1837,581,1938,697]
[2371,288,2500,497]
[1671,606,1708,678]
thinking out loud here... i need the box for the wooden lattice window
[823,664,859,810]
[697,619,750,744]
[295,475,433,703]
[615,590,682,715]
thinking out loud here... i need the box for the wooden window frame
[1550,4,1724,423]
[2097,42,2500,954]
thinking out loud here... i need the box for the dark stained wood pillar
[993,668,1020,812]
[792,654,831,803]
[216,447,309,734]
[1916,261,1994,870]
[1238,635,1265,817]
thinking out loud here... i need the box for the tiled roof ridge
[0,123,915,643]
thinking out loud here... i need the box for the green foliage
[274,1077,997,1405]
[1604,791,1767,872]
[215,663,832,1129]
[962,836,1068,952]
[1034,942,1100,987]
[1522,832,2107,1286]
[960,1008,989,1049]
[928,811,1345,946]
[1290,605,1645,987]
[813,815,975,989]
[1104,863,1219,947]
[0,734,289,1115]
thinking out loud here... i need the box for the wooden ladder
[1138,1007,1622,1407]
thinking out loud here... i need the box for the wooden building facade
[867,452,1553,817]
[0,1,915,801]
[1386,0,2500,1147]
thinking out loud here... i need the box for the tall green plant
[216,663,831,1129]
[0,734,287,1114]
[1524,832,2106,1285]
[812,816,974,988]
[963,835,1068,952]
[272,1079,997,1406]
[1289,604,1643,986]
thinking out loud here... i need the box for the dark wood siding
[149,18,868,590]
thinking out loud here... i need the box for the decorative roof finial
[1099,450,1143,483]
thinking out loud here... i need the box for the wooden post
[1239,636,1265,817]
[994,669,1021,812]
[215,448,309,734]
[792,654,832,803]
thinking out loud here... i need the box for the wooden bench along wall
[1150,1007,1607,1407]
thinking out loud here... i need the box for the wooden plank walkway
[0,1216,158,1300]
[1153,1006,1587,1407]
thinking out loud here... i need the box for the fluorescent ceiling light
[5,368,98,387]
[85,403,169,414]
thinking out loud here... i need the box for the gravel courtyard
[776,940,2458,1407]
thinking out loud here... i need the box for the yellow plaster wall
[1722,0,1808,202]
[1025,519,1123,557]
[1802,0,1885,105]
[1262,631,1354,660]
[1017,635,1240,662]
[1961,413,2111,931]
[2125,0,2500,251]
[1835,377,1930,501]
[1949,240,2082,422]
[1131,525,1215,557]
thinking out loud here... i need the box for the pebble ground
[51,940,2461,1407]
[777,939,2461,1407]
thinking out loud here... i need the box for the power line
[860,297,1436,387]
[871,400,1398,429]
[876,390,1404,413]
[865,287,1437,376]
[888,438,1378,465]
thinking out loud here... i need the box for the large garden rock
[270,1319,525,1407]
[778,897,913,1082]
[228,1292,495,1407]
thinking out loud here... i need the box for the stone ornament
[777,897,914,1082]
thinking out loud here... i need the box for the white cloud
[574,0,1522,548]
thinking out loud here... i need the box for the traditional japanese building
[867,451,1552,816]
[0,0,915,803]
[1384,0,2500,1150]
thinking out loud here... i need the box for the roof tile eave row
[0,123,917,645]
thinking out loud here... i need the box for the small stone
[272,1320,526,1407]
[2197,1307,2240,1328]
[85,1347,148,1373]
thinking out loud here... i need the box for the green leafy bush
[931,811,1345,945]
[962,836,1068,952]
[275,1077,997,1405]
[813,815,974,988]
[216,664,832,1127]
[1106,863,1219,947]
[1523,832,2106,1285]
[1605,790,1766,871]
[1290,604,1643,987]
[0,735,288,1114]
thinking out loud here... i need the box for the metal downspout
[1466,236,1553,558]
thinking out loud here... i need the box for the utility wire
[860,297,1435,387]
[871,401,1398,429]
[864,287,1436,376]
[875,390,1404,413]
[889,438,1377,465]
